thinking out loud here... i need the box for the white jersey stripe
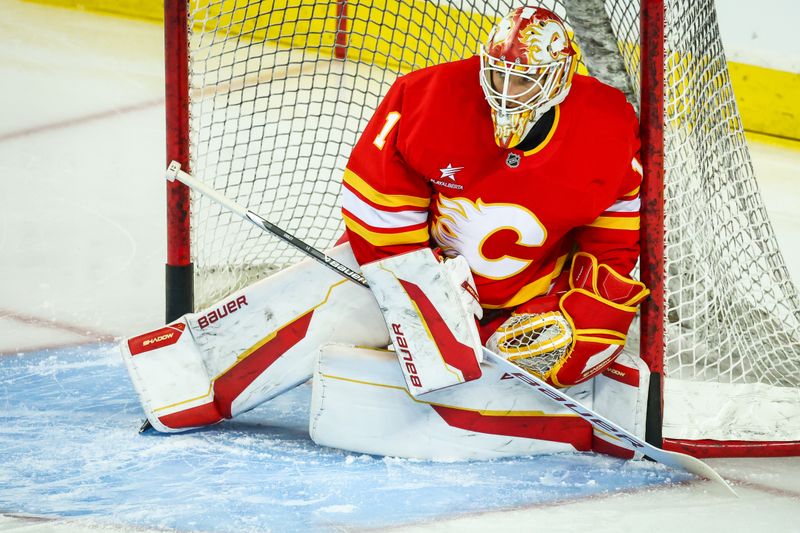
[631,157,643,176]
[342,187,428,229]
[605,197,641,213]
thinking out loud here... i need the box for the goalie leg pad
[310,343,596,459]
[591,350,650,459]
[121,243,390,432]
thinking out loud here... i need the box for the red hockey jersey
[342,55,642,310]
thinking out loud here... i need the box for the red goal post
[163,0,800,457]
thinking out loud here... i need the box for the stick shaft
[166,161,368,287]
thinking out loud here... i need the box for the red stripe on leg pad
[215,311,315,418]
[432,405,592,449]
[398,279,482,381]
[158,311,315,429]
[159,401,224,429]
[592,433,636,459]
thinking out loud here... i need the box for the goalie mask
[480,6,577,149]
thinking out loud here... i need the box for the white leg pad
[121,243,389,432]
[310,343,597,459]
[591,350,651,458]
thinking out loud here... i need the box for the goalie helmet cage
[163,0,800,457]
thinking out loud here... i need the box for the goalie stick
[164,160,736,496]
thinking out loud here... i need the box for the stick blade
[482,349,737,497]
[650,448,738,497]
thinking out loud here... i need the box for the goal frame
[163,0,800,458]
[164,0,193,323]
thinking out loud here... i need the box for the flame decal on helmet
[520,18,574,63]
[490,14,514,49]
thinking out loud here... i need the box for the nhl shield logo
[506,152,521,168]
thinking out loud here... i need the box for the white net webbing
[602,0,800,389]
[184,1,800,429]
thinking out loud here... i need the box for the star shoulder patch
[439,163,464,181]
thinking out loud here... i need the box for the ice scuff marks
[0,343,690,532]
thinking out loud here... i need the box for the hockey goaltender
[121,5,652,460]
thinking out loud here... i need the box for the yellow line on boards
[28,0,163,22]
[745,131,800,151]
[27,0,800,142]
[729,62,800,141]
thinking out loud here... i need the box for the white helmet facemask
[479,7,577,149]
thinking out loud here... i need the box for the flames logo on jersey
[431,195,547,280]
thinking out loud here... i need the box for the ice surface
[0,344,689,532]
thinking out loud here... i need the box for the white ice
[1,1,800,532]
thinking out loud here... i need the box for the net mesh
[603,0,800,389]
[184,0,800,435]
[186,0,516,307]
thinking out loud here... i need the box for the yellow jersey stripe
[586,216,641,231]
[578,328,628,340]
[631,157,643,176]
[483,254,569,310]
[622,186,640,198]
[574,335,626,346]
[343,168,430,209]
[343,213,429,247]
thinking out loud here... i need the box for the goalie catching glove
[487,252,649,387]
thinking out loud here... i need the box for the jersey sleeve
[573,115,642,277]
[341,78,433,265]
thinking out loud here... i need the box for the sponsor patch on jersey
[430,179,464,190]
[431,163,465,190]
[439,163,463,180]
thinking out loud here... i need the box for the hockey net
[166,0,800,456]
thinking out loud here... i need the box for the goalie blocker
[360,247,484,395]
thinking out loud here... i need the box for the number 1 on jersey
[373,111,401,150]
